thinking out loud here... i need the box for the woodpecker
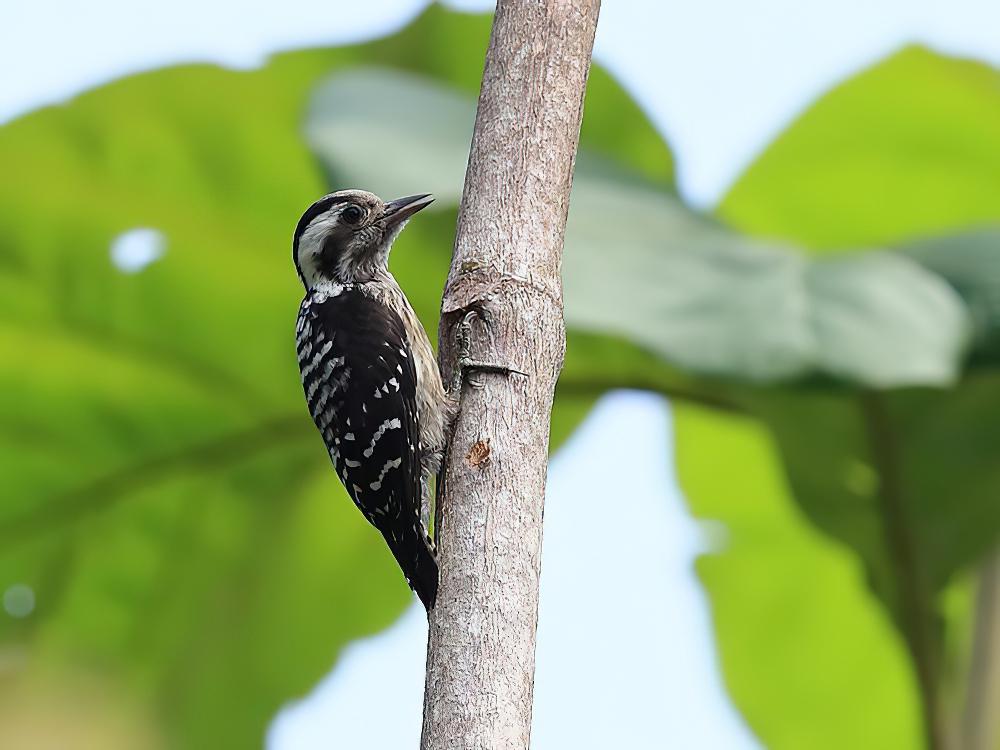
[292,189,450,610]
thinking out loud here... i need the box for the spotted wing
[298,289,423,528]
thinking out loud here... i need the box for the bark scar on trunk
[465,439,492,467]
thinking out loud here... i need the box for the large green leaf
[305,68,469,202]
[674,403,922,749]
[903,230,1000,367]
[708,46,1000,749]
[747,379,1000,616]
[719,46,1000,250]
[562,182,969,386]
[0,40,397,750]
[0,5,679,747]
[676,381,1000,750]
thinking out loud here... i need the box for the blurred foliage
[2,3,999,749]
[904,230,1000,368]
[0,5,666,748]
[674,403,922,748]
[686,47,1000,749]
[0,670,166,749]
[719,46,1000,250]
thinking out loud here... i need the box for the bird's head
[292,189,434,289]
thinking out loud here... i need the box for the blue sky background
[4,0,1000,747]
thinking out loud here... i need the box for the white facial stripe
[296,210,341,288]
[295,197,399,288]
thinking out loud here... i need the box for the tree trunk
[420,1,600,749]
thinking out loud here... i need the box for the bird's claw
[452,310,525,392]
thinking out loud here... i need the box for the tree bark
[420,1,600,749]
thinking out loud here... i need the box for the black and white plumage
[292,189,450,610]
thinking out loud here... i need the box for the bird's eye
[341,205,364,224]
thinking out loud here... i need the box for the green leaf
[719,46,1000,250]
[0,69,394,748]
[716,44,1000,602]
[903,230,1000,367]
[744,379,1000,609]
[306,68,471,201]
[562,180,969,387]
[721,375,1000,750]
[714,45,1000,748]
[674,403,923,749]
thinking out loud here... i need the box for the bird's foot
[451,309,526,392]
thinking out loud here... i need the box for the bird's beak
[383,193,434,227]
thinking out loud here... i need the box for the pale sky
[4,1,1000,747]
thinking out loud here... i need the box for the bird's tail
[384,523,438,611]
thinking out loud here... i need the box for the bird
[292,189,451,611]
